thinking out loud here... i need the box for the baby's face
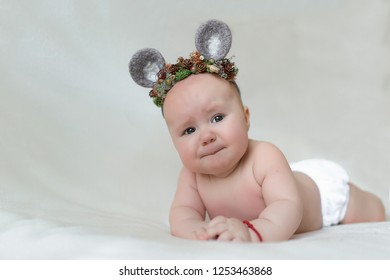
[163,74,250,177]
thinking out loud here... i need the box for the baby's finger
[208,216,227,227]
[195,231,209,240]
[216,231,234,242]
[193,227,210,240]
[207,222,228,237]
[232,236,246,243]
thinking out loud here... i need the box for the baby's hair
[231,80,244,107]
[231,80,241,96]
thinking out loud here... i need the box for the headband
[128,19,238,108]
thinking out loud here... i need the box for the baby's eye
[183,127,196,135]
[212,114,224,123]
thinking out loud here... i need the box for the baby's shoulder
[248,139,284,156]
[248,139,289,170]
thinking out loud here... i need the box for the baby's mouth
[200,147,225,158]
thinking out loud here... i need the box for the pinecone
[223,61,235,73]
[149,88,158,98]
[167,64,179,74]
[157,69,166,80]
[179,59,193,69]
[195,61,207,73]
[226,72,236,81]
[190,51,201,62]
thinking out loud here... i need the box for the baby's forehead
[162,74,241,117]
[175,74,239,97]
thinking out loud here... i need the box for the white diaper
[290,159,350,226]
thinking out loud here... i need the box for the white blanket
[0,0,389,259]
[0,209,389,259]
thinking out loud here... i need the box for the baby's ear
[129,48,166,88]
[244,106,251,130]
[195,19,232,60]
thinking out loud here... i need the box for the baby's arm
[169,167,209,240]
[250,142,303,241]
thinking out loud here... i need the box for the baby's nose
[201,131,216,146]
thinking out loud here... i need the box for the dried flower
[207,64,220,73]
[175,69,192,81]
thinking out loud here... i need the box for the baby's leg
[341,183,385,224]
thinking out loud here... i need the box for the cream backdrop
[0,0,389,259]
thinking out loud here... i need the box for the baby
[165,73,385,242]
[129,20,385,242]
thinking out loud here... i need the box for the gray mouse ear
[129,48,166,88]
[195,19,232,60]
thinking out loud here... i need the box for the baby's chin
[190,161,241,178]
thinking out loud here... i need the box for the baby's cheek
[178,148,197,169]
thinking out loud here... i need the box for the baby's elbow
[288,200,304,232]
[169,220,185,238]
[169,226,181,238]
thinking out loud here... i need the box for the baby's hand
[205,216,252,242]
[192,226,209,240]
